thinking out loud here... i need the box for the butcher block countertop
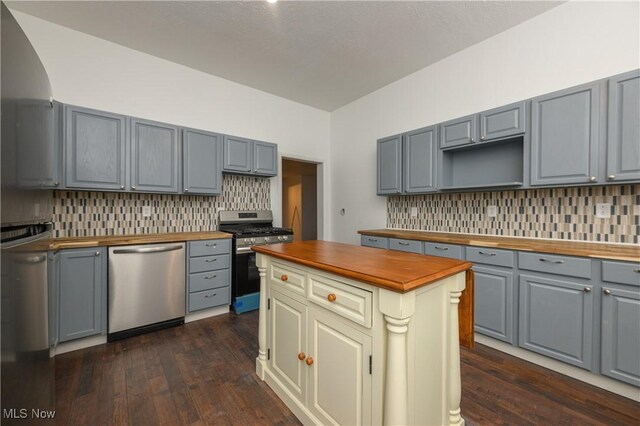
[252,240,472,293]
[49,231,231,250]
[358,229,640,262]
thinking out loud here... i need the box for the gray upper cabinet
[65,105,126,190]
[130,118,180,193]
[377,135,402,195]
[606,70,640,183]
[42,101,62,189]
[519,273,593,370]
[182,128,222,195]
[479,102,527,142]
[440,114,477,149]
[58,247,107,342]
[530,82,601,186]
[404,126,437,193]
[254,141,278,176]
[600,286,640,387]
[223,135,253,173]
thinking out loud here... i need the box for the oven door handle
[236,246,255,254]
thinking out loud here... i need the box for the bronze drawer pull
[435,246,449,251]
[327,293,337,302]
[281,274,288,282]
[539,258,564,264]
[398,242,410,246]
[478,251,496,256]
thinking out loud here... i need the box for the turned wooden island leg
[449,279,465,425]
[256,256,268,380]
[383,315,412,425]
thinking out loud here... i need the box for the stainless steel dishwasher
[108,243,185,340]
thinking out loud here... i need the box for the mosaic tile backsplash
[52,175,270,237]
[388,185,639,244]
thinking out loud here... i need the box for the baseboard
[185,305,230,323]
[475,335,640,402]
[54,335,107,355]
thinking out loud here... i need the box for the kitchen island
[252,240,473,426]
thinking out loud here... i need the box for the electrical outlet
[142,206,151,218]
[596,203,611,219]
[487,205,498,218]
[410,207,418,218]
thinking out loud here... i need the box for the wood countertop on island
[49,231,231,250]
[251,240,472,293]
[358,229,640,262]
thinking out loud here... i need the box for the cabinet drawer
[466,247,514,268]
[307,273,372,328]
[189,239,230,257]
[389,238,422,254]
[271,261,307,296]
[189,254,230,274]
[189,287,230,312]
[518,252,591,279]
[361,235,389,249]
[423,242,463,259]
[189,269,230,293]
[602,261,640,287]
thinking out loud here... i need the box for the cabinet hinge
[268,349,271,360]
[267,298,271,310]
[369,355,372,375]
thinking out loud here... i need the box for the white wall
[329,1,640,244]
[10,9,331,230]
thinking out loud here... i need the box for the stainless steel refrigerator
[1,3,56,423]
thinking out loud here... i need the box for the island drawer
[361,235,389,249]
[189,269,230,293]
[602,261,640,286]
[189,239,231,257]
[466,247,514,267]
[389,238,422,254]
[424,242,463,259]
[271,261,307,297]
[307,273,372,328]
[189,254,230,274]
[189,287,230,312]
[518,252,591,279]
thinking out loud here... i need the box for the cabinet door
[270,289,307,404]
[601,286,640,387]
[48,252,59,347]
[479,101,527,142]
[59,248,106,342]
[473,266,514,343]
[65,105,126,190]
[254,141,278,176]
[131,118,179,193]
[376,135,402,195]
[223,135,253,173]
[439,114,477,149]
[530,82,600,186]
[307,308,371,426]
[607,70,640,183]
[519,274,593,369]
[42,101,62,189]
[404,126,437,193]
[182,128,222,195]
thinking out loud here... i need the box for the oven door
[234,246,260,298]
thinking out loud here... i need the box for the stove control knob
[243,238,250,244]
[264,237,270,243]
[278,236,284,241]
[251,238,256,244]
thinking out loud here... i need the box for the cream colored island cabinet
[252,241,472,426]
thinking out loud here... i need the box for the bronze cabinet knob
[298,352,306,361]
[281,274,288,282]
[305,357,314,366]
[327,293,337,302]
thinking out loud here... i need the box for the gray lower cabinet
[474,266,514,343]
[187,239,231,313]
[182,128,223,195]
[58,247,107,342]
[404,126,437,193]
[377,135,402,194]
[223,136,278,176]
[518,273,593,370]
[130,118,180,193]
[64,105,126,190]
[388,238,421,254]
[360,235,389,249]
[440,114,477,149]
[479,101,527,142]
[530,82,601,186]
[606,70,640,183]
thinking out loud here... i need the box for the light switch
[487,205,497,218]
[142,206,151,218]
[410,207,418,218]
[596,203,611,219]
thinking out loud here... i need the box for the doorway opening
[282,158,319,242]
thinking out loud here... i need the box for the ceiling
[8,1,563,111]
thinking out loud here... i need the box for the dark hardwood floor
[55,311,639,425]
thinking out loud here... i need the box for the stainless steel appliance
[219,211,293,313]
[108,243,186,340]
[1,3,56,422]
